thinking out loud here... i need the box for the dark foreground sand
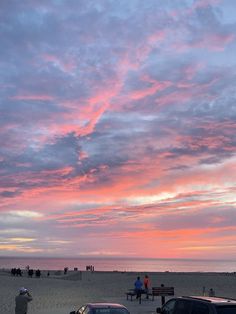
[1,269,236,314]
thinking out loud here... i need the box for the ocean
[0,256,236,273]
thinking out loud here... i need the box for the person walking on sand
[144,274,150,298]
[134,276,143,299]
[15,287,33,314]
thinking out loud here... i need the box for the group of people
[11,268,22,276]
[134,274,150,299]
[28,269,41,278]
[86,265,95,272]
[11,267,42,278]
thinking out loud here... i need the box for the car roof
[86,303,127,309]
[180,296,236,305]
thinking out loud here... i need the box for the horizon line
[1,255,236,262]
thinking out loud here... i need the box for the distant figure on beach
[134,276,143,299]
[35,269,41,278]
[64,267,68,274]
[16,268,22,276]
[28,269,34,278]
[209,288,215,297]
[15,287,33,314]
[143,274,150,298]
[202,286,206,296]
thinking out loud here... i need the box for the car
[156,296,236,314]
[70,302,130,314]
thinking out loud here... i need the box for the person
[160,283,166,305]
[15,287,33,314]
[134,276,143,299]
[209,288,215,297]
[143,274,150,298]
[28,269,34,278]
[16,268,22,276]
[35,269,41,278]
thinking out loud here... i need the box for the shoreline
[1,256,236,273]
[1,269,236,314]
[2,267,236,275]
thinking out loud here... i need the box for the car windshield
[92,309,129,314]
[216,305,236,314]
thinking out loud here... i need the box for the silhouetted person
[16,268,22,276]
[28,269,34,278]
[209,288,215,296]
[15,287,32,314]
[161,284,165,305]
[35,269,41,277]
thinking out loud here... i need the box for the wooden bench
[152,286,174,304]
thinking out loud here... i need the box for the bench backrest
[152,286,174,296]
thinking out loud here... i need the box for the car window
[162,299,176,314]
[174,300,192,314]
[191,302,209,314]
[216,305,236,314]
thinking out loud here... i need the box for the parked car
[156,296,236,314]
[70,302,130,314]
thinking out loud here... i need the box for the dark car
[70,302,130,314]
[156,296,236,314]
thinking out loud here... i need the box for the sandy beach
[1,269,236,314]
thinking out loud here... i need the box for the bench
[126,289,152,304]
[152,286,174,304]
[126,290,136,301]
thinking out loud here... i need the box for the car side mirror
[156,307,162,313]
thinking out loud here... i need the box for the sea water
[0,256,235,272]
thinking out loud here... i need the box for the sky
[0,0,236,260]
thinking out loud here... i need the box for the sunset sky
[0,0,236,260]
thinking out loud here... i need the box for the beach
[1,269,236,314]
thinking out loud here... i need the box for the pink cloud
[194,33,235,51]
[172,32,235,53]
[128,77,171,101]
